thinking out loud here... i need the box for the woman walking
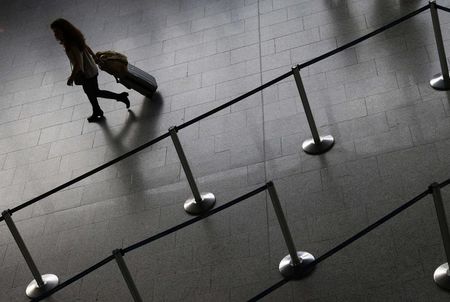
[51,18,130,122]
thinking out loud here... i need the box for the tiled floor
[0,0,450,301]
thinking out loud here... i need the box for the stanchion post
[113,249,143,302]
[1,210,59,298]
[430,183,450,290]
[291,65,334,155]
[429,0,450,90]
[266,182,315,279]
[168,126,215,215]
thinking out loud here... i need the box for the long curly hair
[50,18,86,51]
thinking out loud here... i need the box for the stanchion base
[434,263,450,290]
[184,192,216,215]
[430,73,450,90]
[279,251,315,279]
[302,135,334,155]
[26,274,59,298]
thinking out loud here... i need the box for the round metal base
[430,74,450,90]
[302,135,335,155]
[26,274,59,298]
[184,192,216,215]
[279,251,315,279]
[434,263,450,290]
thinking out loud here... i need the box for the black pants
[82,75,121,114]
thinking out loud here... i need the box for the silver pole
[168,126,215,215]
[113,249,143,302]
[429,0,450,90]
[291,66,335,154]
[169,126,202,202]
[431,183,450,263]
[267,182,301,265]
[1,210,59,298]
[2,210,45,287]
[292,66,321,145]
[430,183,450,290]
[266,182,315,279]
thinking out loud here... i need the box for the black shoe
[118,92,130,109]
[87,111,104,123]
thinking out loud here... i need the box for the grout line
[257,0,272,270]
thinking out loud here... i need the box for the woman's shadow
[97,92,164,212]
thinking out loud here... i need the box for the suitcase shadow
[96,92,166,205]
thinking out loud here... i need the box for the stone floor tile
[217,29,259,52]
[315,98,368,127]
[199,110,247,137]
[274,27,320,53]
[245,15,260,32]
[1,0,450,301]
[356,36,407,63]
[3,144,50,170]
[261,49,291,72]
[320,15,367,40]
[323,112,389,142]
[0,131,40,156]
[263,97,298,122]
[375,47,430,75]
[261,17,305,42]
[291,38,338,65]
[3,74,44,95]
[201,62,248,86]
[171,86,215,111]
[303,6,351,30]
[19,95,63,119]
[206,0,245,16]
[287,0,337,20]
[193,11,233,33]
[326,60,378,88]
[216,73,261,99]
[260,8,288,28]
[0,93,16,110]
[365,85,421,114]
[189,52,231,75]
[230,141,265,167]
[163,32,204,53]
[308,49,358,75]
[354,126,414,157]
[231,43,260,64]
[175,41,218,64]
[48,132,95,158]
[29,108,74,131]
[386,98,447,128]
[135,52,176,73]
[345,73,399,101]
[299,140,357,172]
[0,105,20,124]
[232,2,258,22]
[377,144,442,177]
[124,43,164,63]
[264,111,310,139]
[435,138,450,165]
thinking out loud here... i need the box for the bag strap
[85,45,94,56]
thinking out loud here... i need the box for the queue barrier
[29,182,313,301]
[249,179,450,301]
[0,0,450,300]
[168,126,215,215]
[431,1,450,89]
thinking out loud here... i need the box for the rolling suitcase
[119,64,158,98]
[96,51,158,98]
